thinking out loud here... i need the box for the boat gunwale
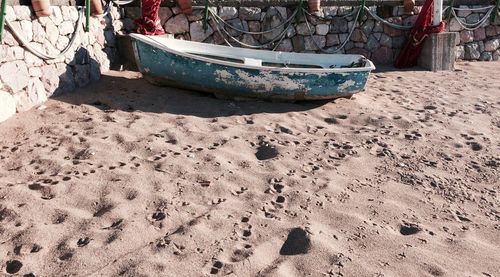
[130,34,376,74]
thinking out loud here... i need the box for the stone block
[29,67,43,77]
[330,17,348,33]
[59,21,74,36]
[485,26,496,37]
[219,7,238,20]
[296,23,314,36]
[261,7,285,43]
[275,38,293,52]
[239,7,261,21]
[13,6,32,20]
[159,8,174,25]
[164,14,189,34]
[25,51,44,67]
[418,32,458,71]
[5,6,15,22]
[0,45,15,63]
[190,21,214,42]
[9,46,25,60]
[465,13,479,24]
[20,20,33,42]
[240,34,259,46]
[479,51,493,61]
[32,21,46,43]
[326,34,340,46]
[51,6,64,25]
[291,35,305,52]
[379,33,392,48]
[41,64,60,93]
[286,25,296,38]
[0,61,30,93]
[351,29,367,43]
[187,9,205,22]
[304,35,326,51]
[457,6,471,17]
[384,19,403,37]
[484,38,499,51]
[455,45,465,59]
[3,30,19,46]
[226,18,248,37]
[0,91,16,123]
[346,48,370,57]
[25,78,48,110]
[366,34,380,50]
[460,30,474,43]
[465,42,481,59]
[448,18,462,32]
[316,24,329,36]
[493,50,500,61]
[45,21,60,45]
[322,7,337,18]
[473,28,486,41]
[371,46,393,64]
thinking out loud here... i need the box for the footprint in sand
[255,143,279,161]
[399,222,422,236]
[77,237,91,247]
[210,260,223,274]
[279,227,311,255]
[5,260,23,274]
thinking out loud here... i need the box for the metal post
[433,0,443,26]
[86,0,90,32]
[0,0,7,42]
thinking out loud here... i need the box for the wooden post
[433,0,443,25]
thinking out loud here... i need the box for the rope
[445,0,455,22]
[210,7,297,35]
[5,7,84,60]
[110,0,135,5]
[303,6,361,53]
[452,5,494,11]
[302,7,359,20]
[363,6,413,30]
[450,6,494,30]
[209,8,297,50]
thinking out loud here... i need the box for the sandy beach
[0,61,499,276]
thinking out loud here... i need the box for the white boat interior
[131,34,376,73]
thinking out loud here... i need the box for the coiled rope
[208,7,298,50]
[5,7,84,60]
[450,6,495,30]
[303,6,362,53]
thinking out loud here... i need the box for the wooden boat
[130,34,375,101]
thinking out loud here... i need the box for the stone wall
[448,7,500,60]
[121,5,500,64]
[1,3,498,123]
[0,5,127,121]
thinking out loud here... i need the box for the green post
[492,0,500,23]
[202,0,209,31]
[0,0,7,42]
[86,0,90,32]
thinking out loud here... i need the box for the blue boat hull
[132,37,373,101]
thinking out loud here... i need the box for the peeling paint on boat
[131,35,375,100]
[338,80,356,92]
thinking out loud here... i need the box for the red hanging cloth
[135,0,165,35]
[395,0,446,68]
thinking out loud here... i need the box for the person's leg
[135,0,165,35]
